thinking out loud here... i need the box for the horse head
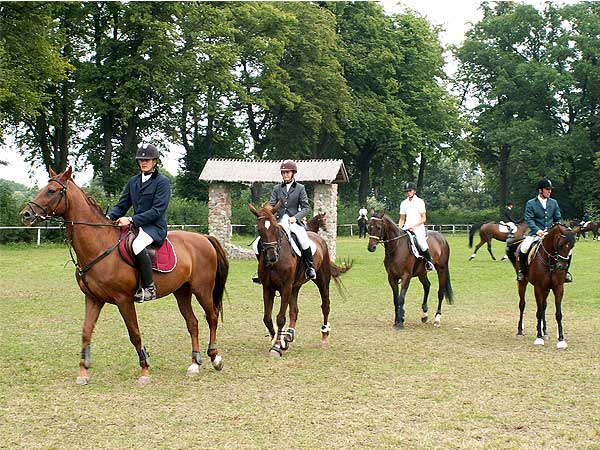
[249,201,282,266]
[21,166,73,225]
[367,210,386,252]
[316,212,327,230]
[543,223,575,272]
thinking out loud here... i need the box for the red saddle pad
[119,229,177,273]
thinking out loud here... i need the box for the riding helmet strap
[80,345,91,369]
[137,346,150,365]
[192,351,202,365]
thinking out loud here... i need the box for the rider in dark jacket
[108,143,172,302]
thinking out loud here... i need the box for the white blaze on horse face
[264,220,271,230]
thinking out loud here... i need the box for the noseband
[257,215,283,265]
[538,228,573,272]
[24,177,69,223]
[368,216,407,245]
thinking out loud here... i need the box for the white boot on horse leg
[434,313,442,328]
[187,362,200,377]
[556,340,568,350]
[534,337,545,346]
[469,253,477,260]
[421,310,428,323]
[320,322,331,348]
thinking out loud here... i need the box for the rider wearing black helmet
[398,181,434,271]
[108,143,172,302]
[516,178,572,282]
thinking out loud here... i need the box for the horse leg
[553,284,568,349]
[283,286,301,349]
[316,272,332,348]
[533,286,549,346]
[387,274,401,328]
[262,287,276,340]
[469,240,485,260]
[116,300,150,384]
[394,275,411,330]
[173,285,203,376]
[516,282,527,338]
[486,236,496,261]
[270,286,291,357]
[417,272,431,323]
[77,295,105,385]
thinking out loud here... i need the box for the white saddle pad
[405,232,423,259]
[498,224,510,233]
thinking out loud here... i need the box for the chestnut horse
[469,220,528,261]
[306,211,327,233]
[248,202,351,356]
[367,211,454,329]
[20,167,228,385]
[507,224,575,349]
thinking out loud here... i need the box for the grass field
[1,235,599,449]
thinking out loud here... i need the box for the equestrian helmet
[537,178,553,190]
[136,144,160,160]
[280,159,298,173]
[404,182,417,191]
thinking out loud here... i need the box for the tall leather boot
[252,252,261,284]
[301,248,317,280]
[422,249,434,271]
[516,251,527,282]
[134,248,156,303]
[565,256,573,283]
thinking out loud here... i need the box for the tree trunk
[499,143,510,209]
[417,151,426,193]
[356,140,377,205]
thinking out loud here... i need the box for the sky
[0,0,571,188]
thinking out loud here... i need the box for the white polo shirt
[400,195,426,231]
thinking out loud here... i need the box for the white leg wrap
[534,337,545,346]
[321,322,331,333]
[556,340,568,350]
[187,362,200,377]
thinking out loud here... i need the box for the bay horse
[469,220,528,261]
[248,202,351,356]
[367,211,454,329]
[573,221,599,240]
[358,216,368,238]
[306,211,327,233]
[20,167,229,385]
[506,224,575,349]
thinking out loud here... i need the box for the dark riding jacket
[108,170,172,245]
[269,180,309,224]
[524,196,562,236]
[502,206,515,223]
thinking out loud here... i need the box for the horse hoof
[138,375,151,386]
[320,340,329,349]
[469,254,476,261]
[434,314,442,327]
[543,334,549,341]
[556,340,568,350]
[421,313,428,323]
[186,362,200,377]
[534,338,545,346]
[212,355,224,371]
[393,322,404,330]
[269,349,282,358]
[516,333,525,340]
[75,376,89,385]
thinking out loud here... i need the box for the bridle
[256,215,283,265]
[23,177,69,224]
[537,226,573,272]
[368,216,407,245]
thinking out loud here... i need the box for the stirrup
[252,274,261,284]
[565,272,573,283]
[516,271,526,282]
[306,267,317,280]
[425,261,434,271]
[134,284,156,303]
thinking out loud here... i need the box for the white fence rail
[1,223,472,245]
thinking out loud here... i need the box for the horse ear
[248,203,259,217]
[369,208,374,216]
[271,200,281,213]
[49,167,57,177]
[64,166,73,180]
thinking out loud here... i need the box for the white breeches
[520,235,539,253]
[132,227,154,255]
[404,226,428,251]
[280,215,311,250]
[505,221,517,233]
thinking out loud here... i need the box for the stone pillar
[313,183,338,261]
[208,182,231,245]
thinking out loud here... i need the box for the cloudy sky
[0,0,573,187]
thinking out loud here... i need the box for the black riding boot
[134,248,156,303]
[252,253,261,284]
[516,251,527,282]
[422,249,434,271]
[565,256,573,283]
[301,248,317,280]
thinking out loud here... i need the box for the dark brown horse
[358,216,368,238]
[248,202,351,356]
[367,211,454,329]
[469,220,529,261]
[507,224,575,349]
[20,167,229,385]
[572,221,599,240]
[306,211,327,233]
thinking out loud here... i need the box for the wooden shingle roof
[199,159,348,184]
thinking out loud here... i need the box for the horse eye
[48,188,56,194]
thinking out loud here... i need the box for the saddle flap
[118,228,177,272]
[404,230,422,258]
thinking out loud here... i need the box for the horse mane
[69,179,109,220]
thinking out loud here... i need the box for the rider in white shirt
[398,182,434,271]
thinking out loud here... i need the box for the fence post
[349,224,353,236]
[37,229,41,246]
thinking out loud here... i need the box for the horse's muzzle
[367,244,377,252]
[20,208,37,226]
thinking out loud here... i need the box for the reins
[369,216,408,245]
[534,227,572,272]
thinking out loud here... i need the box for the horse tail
[328,256,353,298]
[443,241,454,304]
[468,223,481,247]
[206,235,229,319]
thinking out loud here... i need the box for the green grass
[1,235,599,449]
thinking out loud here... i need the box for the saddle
[252,231,317,257]
[405,230,424,259]
[118,228,177,272]
[498,222,510,233]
